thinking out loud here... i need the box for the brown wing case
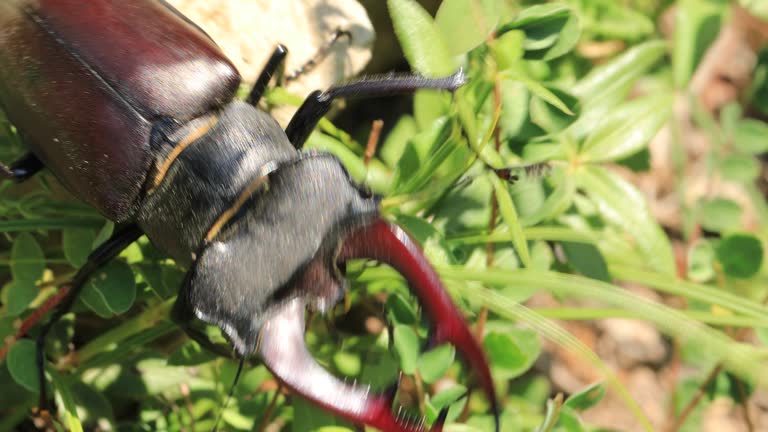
[0,0,241,219]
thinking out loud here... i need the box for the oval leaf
[491,175,531,267]
[435,0,499,56]
[11,232,44,283]
[733,119,768,154]
[581,95,673,162]
[719,155,760,184]
[575,166,675,275]
[7,339,39,393]
[81,261,136,317]
[483,329,540,379]
[6,279,38,316]
[699,198,741,233]
[715,234,763,279]
[388,0,455,77]
[561,241,610,282]
[63,228,95,268]
[417,344,455,384]
[394,325,420,375]
[564,382,606,411]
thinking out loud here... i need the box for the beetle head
[180,154,498,431]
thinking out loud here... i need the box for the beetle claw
[258,219,498,432]
[259,298,433,432]
[338,219,500,432]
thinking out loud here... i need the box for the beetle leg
[246,44,288,107]
[34,225,142,411]
[0,152,43,183]
[259,297,446,432]
[285,69,467,149]
[337,219,500,432]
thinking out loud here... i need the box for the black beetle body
[0,1,499,431]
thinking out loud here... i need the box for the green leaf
[575,166,675,275]
[580,94,673,162]
[92,221,114,249]
[688,241,716,283]
[527,10,581,61]
[380,116,418,168]
[386,292,419,325]
[519,169,576,227]
[168,340,216,366]
[733,119,768,154]
[529,87,580,133]
[70,382,115,429]
[390,117,452,194]
[500,80,529,138]
[80,261,136,317]
[426,385,468,424]
[7,339,39,392]
[673,0,726,87]
[719,155,760,183]
[715,234,764,279]
[11,232,44,283]
[414,90,451,131]
[507,71,573,115]
[572,41,667,101]
[435,0,499,56]
[51,371,84,432]
[720,102,742,138]
[556,408,586,432]
[491,174,531,267]
[293,396,347,431]
[492,31,525,71]
[6,279,37,316]
[561,242,610,282]
[388,0,455,77]
[497,3,581,60]
[483,329,541,379]
[586,4,654,40]
[393,325,420,375]
[564,382,606,411]
[417,344,455,383]
[333,350,362,377]
[498,2,579,59]
[535,396,563,432]
[430,384,468,410]
[63,228,95,268]
[699,198,742,232]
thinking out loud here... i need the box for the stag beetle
[0,1,498,430]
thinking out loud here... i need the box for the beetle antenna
[212,357,246,432]
[285,28,352,83]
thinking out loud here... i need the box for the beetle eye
[357,184,373,199]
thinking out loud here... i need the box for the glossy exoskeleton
[0,1,498,430]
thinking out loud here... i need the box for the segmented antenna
[285,29,353,83]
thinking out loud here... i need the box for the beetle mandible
[0,1,499,430]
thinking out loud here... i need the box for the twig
[665,363,723,432]
[0,285,71,360]
[413,369,426,416]
[736,378,754,432]
[364,119,384,166]
[255,384,283,432]
[180,382,196,432]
